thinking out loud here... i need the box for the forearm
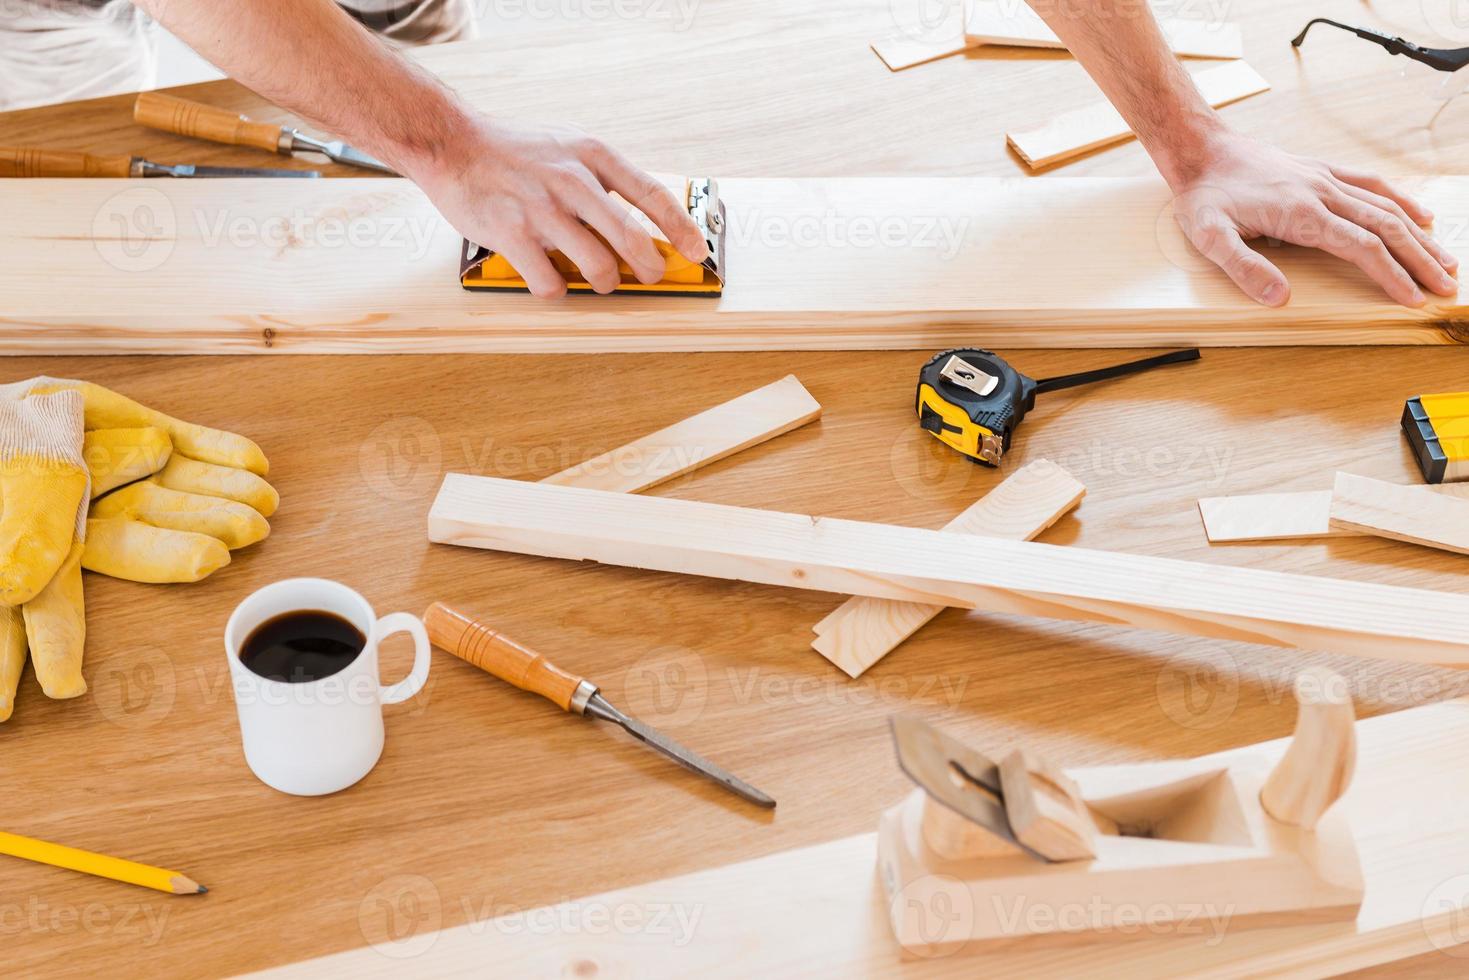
[1031,0,1225,186]
[134,0,469,177]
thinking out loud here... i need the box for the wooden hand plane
[878,667,1364,958]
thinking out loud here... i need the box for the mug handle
[375,612,431,705]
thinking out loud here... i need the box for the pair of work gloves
[0,378,277,721]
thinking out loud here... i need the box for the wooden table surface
[3,1,1469,976]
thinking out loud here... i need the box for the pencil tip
[197,885,208,894]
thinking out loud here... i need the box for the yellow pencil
[0,831,206,895]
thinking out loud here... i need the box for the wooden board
[541,375,820,493]
[1199,490,1351,542]
[252,696,1469,978]
[1199,483,1469,542]
[871,8,1241,72]
[965,2,1244,60]
[811,459,1085,677]
[1329,472,1469,556]
[1008,60,1271,169]
[426,476,1469,666]
[5,176,1468,353]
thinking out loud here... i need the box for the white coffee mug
[224,578,431,796]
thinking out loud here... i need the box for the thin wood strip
[811,459,1085,678]
[426,476,1469,666]
[541,375,820,494]
[249,697,1469,978]
[5,176,1467,353]
[1200,482,1469,542]
[1008,60,1270,169]
[965,1,1244,59]
[1328,471,1469,556]
[869,33,974,72]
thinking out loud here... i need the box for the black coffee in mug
[240,610,366,683]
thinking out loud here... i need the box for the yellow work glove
[29,378,278,585]
[0,383,90,714]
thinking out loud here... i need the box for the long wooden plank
[1329,471,1469,555]
[1008,60,1271,169]
[252,697,1469,978]
[542,375,820,493]
[965,2,1243,59]
[426,476,1469,665]
[811,459,1085,678]
[4,177,1468,353]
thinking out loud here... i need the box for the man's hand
[412,115,709,298]
[1166,135,1458,308]
[135,0,707,300]
[1032,0,1461,309]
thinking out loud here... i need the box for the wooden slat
[1008,61,1271,169]
[869,33,973,72]
[1198,490,1350,542]
[542,375,819,493]
[426,476,1469,665]
[811,459,1084,677]
[1329,472,1469,556]
[3,176,1467,353]
[965,1,1244,59]
[1200,482,1469,542]
[251,697,1469,978]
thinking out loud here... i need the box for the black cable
[1033,348,1200,396]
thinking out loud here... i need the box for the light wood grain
[254,697,1469,978]
[1199,483,1469,542]
[965,1,1244,59]
[1199,490,1350,542]
[427,475,1469,666]
[4,176,1467,352]
[7,0,1469,975]
[811,458,1085,677]
[1329,471,1469,556]
[541,375,820,493]
[1009,60,1271,169]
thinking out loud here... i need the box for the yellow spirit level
[1403,392,1469,483]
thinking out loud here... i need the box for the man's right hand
[411,114,710,298]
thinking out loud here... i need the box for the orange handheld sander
[424,603,774,808]
[459,177,726,296]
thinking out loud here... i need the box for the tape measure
[916,347,1201,465]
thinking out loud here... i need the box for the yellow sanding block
[459,177,726,297]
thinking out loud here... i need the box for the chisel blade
[287,132,397,175]
[587,694,775,808]
[166,164,320,178]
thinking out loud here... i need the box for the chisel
[424,602,776,808]
[0,147,317,178]
[134,91,397,175]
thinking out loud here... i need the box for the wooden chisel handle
[0,147,133,178]
[424,602,589,712]
[133,92,284,154]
